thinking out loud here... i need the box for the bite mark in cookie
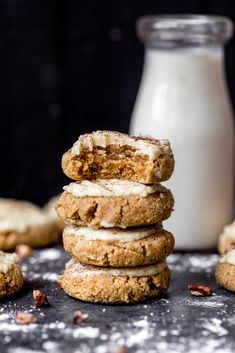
[62,131,174,184]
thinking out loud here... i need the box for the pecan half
[15,312,37,325]
[188,283,212,296]
[16,244,33,258]
[111,347,128,353]
[33,290,49,308]
[73,310,88,324]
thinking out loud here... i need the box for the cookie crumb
[111,346,128,353]
[16,244,33,258]
[73,310,88,324]
[15,312,37,325]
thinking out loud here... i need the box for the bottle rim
[137,15,233,45]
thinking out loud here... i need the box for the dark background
[1,0,235,205]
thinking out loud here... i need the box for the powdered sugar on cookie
[219,249,235,266]
[65,259,167,277]
[71,130,172,161]
[218,220,235,254]
[63,179,164,198]
[0,199,49,233]
[64,225,158,242]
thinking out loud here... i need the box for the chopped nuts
[16,244,33,258]
[111,347,128,353]
[15,312,37,325]
[188,283,212,296]
[33,290,49,308]
[73,310,88,324]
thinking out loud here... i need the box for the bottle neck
[143,45,225,78]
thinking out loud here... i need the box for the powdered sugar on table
[0,248,234,353]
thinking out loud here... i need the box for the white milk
[130,48,234,249]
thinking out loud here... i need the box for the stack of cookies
[56,131,175,303]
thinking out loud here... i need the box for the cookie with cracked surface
[217,220,235,254]
[62,131,174,184]
[59,259,171,303]
[0,251,24,298]
[0,198,61,250]
[215,249,235,292]
[63,224,174,267]
[55,180,174,228]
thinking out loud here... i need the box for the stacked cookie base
[56,131,175,303]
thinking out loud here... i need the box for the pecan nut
[73,310,88,324]
[16,244,33,258]
[188,283,212,296]
[33,289,49,308]
[15,312,37,325]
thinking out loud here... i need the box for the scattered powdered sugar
[168,253,218,273]
[20,247,66,283]
[8,349,43,353]
[198,318,228,336]
[0,248,234,353]
[125,318,155,346]
[37,249,61,261]
[41,272,58,282]
[0,313,10,321]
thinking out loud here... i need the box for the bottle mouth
[137,15,233,46]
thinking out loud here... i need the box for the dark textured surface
[0,246,234,353]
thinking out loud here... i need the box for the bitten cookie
[215,249,235,292]
[59,259,171,303]
[43,195,65,233]
[62,131,174,184]
[55,179,174,228]
[0,251,24,298]
[218,220,235,254]
[63,224,175,267]
[0,198,61,250]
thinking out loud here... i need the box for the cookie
[43,195,65,232]
[0,251,24,298]
[59,259,171,303]
[215,249,235,292]
[0,198,61,250]
[218,220,235,254]
[55,180,174,228]
[62,131,174,184]
[63,224,174,267]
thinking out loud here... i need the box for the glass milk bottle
[130,15,234,249]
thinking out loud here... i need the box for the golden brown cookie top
[71,130,172,161]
